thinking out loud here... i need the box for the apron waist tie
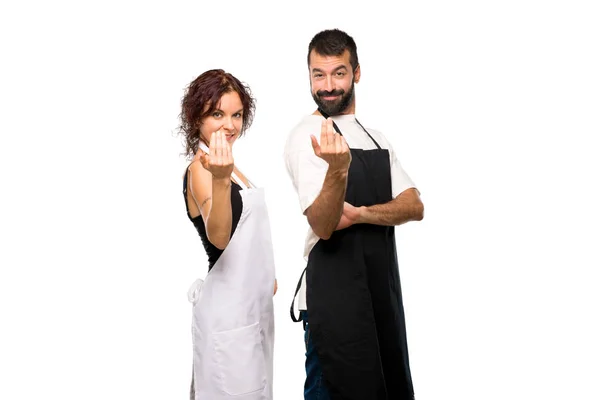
[289,267,306,323]
[187,278,204,304]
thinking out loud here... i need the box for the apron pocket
[213,322,267,396]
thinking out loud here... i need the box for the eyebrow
[213,108,244,114]
[311,65,348,74]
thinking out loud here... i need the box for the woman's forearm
[205,177,233,250]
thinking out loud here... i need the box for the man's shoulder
[289,114,321,136]
[285,114,322,151]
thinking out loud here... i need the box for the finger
[213,131,220,161]
[216,131,224,163]
[341,135,350,152]
[320,118,328,147]
[210,131,217,158]
[326,118,335,148]
[224,135,232,163]
[221,131,228,160]
[226,132,232,155]
[221,132,230,165]
[310,135,320,156]
[335,127,342,154]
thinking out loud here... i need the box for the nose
[324,76,334,92]
[222,117,235,132]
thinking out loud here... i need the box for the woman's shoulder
[187,158,211,178]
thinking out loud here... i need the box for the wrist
[327,166,349,179]
[212,177,231,188]
[356,206,368,224]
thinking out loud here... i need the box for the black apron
[290,110,414,400]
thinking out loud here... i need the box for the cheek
[198,127,209,142]
[234,119,243,131]
[199,120,218,138]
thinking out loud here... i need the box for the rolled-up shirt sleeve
[389,144,418,198]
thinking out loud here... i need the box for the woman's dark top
[183,168,243,271]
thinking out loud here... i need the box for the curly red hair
[178,69,255,159]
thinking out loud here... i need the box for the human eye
[212,111,222,118]
[233,112,243,118]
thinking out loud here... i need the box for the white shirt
[284,114,417,310]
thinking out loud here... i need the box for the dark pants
[302,311,331,400]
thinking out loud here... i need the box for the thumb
[342,202,351,214]
[310,135,320,155]
[200,153,210,167]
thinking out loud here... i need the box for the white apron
[187,151,275,400]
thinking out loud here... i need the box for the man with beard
[284,29,425,400]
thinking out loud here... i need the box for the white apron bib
[187,149,275,400]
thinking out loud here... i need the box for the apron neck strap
[231,171,250,190]
[197,141,253,190]
[317,108,344,135]
[317,108,382,150]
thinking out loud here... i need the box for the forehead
[309,49,352,71]
[203,90,243,112]
[217,91,242,106]
[214,91,243,109]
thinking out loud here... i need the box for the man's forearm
[305,168,348,240]
[358,189,424,226]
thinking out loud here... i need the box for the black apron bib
[290,111,414,400]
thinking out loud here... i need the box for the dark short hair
[307,29,359,71]
[178,69,255,159]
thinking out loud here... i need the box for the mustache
[317,89,344,97]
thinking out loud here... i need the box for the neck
[313,107,355,117]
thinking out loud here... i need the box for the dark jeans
[302,311,331,400]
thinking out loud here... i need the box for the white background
[1,0,599,399]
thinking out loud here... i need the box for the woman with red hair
[178,69,276,400]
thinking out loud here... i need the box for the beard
[312,82,355,116]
